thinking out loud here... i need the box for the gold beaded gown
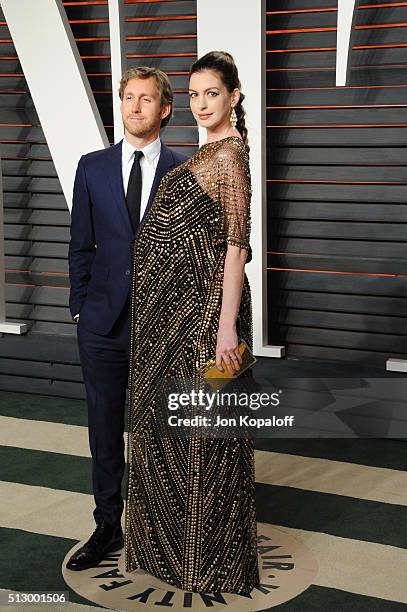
[124,136,259,594]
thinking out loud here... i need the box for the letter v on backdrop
[1,0,108,208]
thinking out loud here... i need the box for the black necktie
[126,150,143,232]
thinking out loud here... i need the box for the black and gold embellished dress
[124,136,259,594]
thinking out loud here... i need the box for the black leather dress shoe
[66,519,124,571]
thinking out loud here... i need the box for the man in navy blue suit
[66,67,187,571]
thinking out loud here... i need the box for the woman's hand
[216,324,243,375]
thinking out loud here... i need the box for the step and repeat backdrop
[266,0,407,365]
[0,0,406,397]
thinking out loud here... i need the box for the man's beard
[124,117,155,139]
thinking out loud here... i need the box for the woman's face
[189,69,239,132]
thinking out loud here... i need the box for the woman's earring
[230,107,237,129]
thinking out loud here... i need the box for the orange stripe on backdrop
[74,38,109,41]
[127,16,196,22]
[270,251,403,258]
[267,47,336,53]
[267,65,407,72]
[2,156,52,161]
[267,23,407,35]
[268,84,407,91]
[266,2,407,14]
[267,123,407,127]
[82,54,195,58]
[267,104,407,109]
[267,180,407,185]
[2,156,30,160]
[127,53,196,58]
[355,42,407,49]
[267,268,407,278]
[6,283,70,289]
[358,22,407,29]
[127,35,197,40]
[267,27,337,34]
[267,43,407,52]
[267,8,337,15]
[362,1,407,7]
[63,1,107,5]
[68,19,108,24]
[0,140,47,144]
[6,270,69,276]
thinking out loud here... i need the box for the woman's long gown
[124,136,259,594]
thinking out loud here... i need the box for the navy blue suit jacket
[68,140,187,335]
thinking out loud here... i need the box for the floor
[0,357,406,611]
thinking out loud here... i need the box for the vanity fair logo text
[63,523,318,610]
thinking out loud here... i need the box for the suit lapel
[106,140,134,236]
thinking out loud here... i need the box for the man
[66,67,187,571]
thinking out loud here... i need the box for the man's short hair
[119,66,174,128]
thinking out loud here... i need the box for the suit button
[125,269,130,275]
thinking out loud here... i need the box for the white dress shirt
[73,135,161,322]
[121,134,161,221]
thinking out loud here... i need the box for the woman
[124,51,259,594]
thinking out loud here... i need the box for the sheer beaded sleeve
[215,139,252,262]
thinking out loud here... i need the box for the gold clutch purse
[197,340,256,391]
